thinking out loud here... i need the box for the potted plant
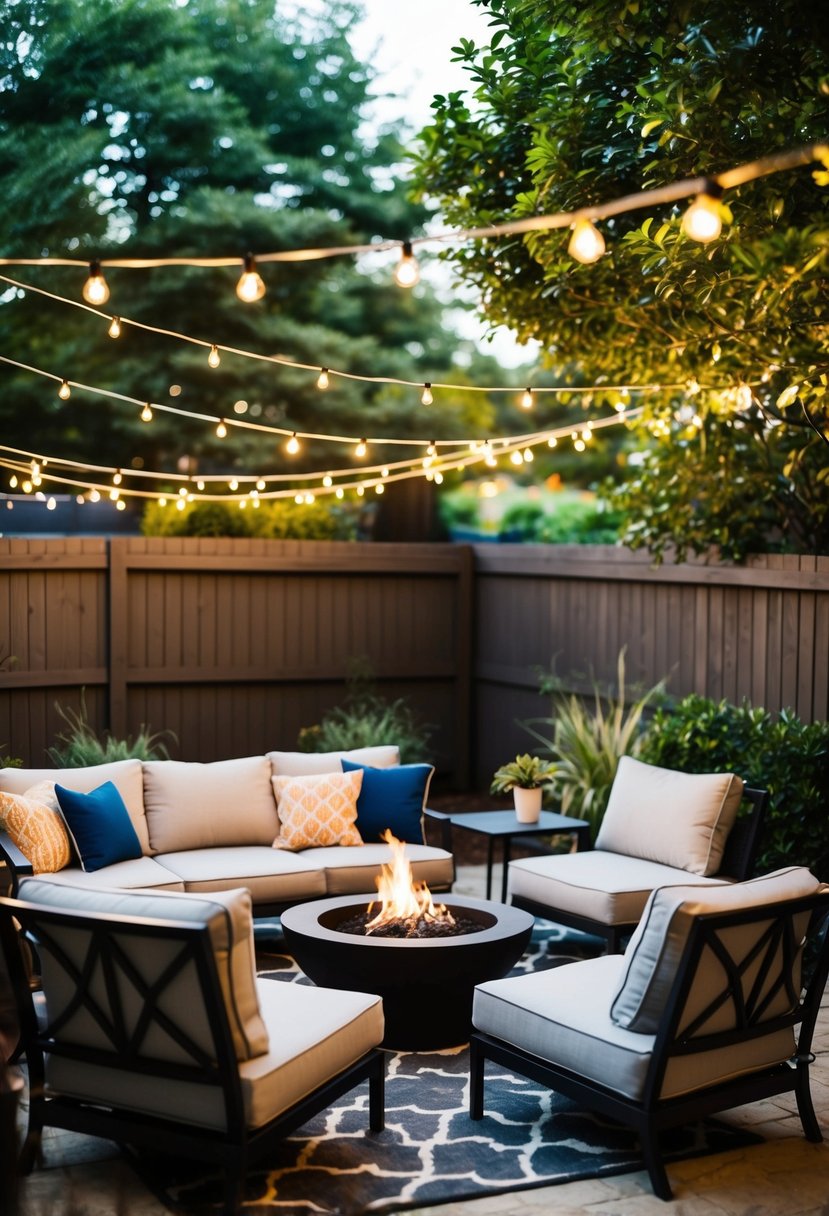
[490,754,557,823]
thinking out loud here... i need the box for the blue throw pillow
[340,760,434,845]
[55,781,143,873]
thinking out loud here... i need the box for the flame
[365,829,455,936]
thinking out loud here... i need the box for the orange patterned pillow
[0,782,72,873]
[272,771,364,851]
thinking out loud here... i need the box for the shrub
[141,498,359,540]
[297,665,433,765]
[499,501,546,540]
[48,698,174,767]
[437,492,480,532]
[638,695,829,880]
[538,498,622,544]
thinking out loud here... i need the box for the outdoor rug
[137,921,762,1215]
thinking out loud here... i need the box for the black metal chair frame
[509,785,769,953]
[0,894,385,1216]
[470,890,829,1201]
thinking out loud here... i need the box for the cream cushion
[473,955,796,1102]
[610,865,822,1033]
[312,842,455,895]
[154,846,328,903]
[272,771,363,850]
[143,756,279,853]
[595,757,744,876]
[19,878,268,1061]
[0,783,72,873]
[25,856,185,892]
[267,746,399,777]
[0,759,149,855]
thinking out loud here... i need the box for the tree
[0,0,492,500]
[412,0,829,559]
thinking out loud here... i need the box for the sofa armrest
[423,808,452,852]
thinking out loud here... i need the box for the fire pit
[281,833,533,1049]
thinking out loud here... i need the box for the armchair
[0,879,385,1216]
[509,757,769,951]
[471,865,829,1200]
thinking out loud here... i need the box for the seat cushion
[267,746,399,777]
[155,846,328,903]
[143,757,280,853]
[595,757,743,876]
[611,865,822,1033]
[310,842,455,895]
[45,978,384,1132]
[18,879,268,1062]
[22,856,185,892]
[508,850,725,926]
[473,955,796,1102]
[0,760,150,855]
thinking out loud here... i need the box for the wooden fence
[1,538,826,789]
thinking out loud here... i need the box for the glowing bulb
[294,493,304,505]
[304,493,315,505]
[234,400,248,414]
[256,479,266,491]
[116,499,126,511]
[235,253,266,302]
[22,480,32,493]
[141,403,153,422]
[393,240,420,288]
[335,487,344,499]
[381,467,389,478]
[523,447,534,462]
[421,383,433,406]
[375,483,384,494]
[89,488,100,502]
[356,485,364,497]
[323,474,333,487]
[567,219,605,264]
[228,479,238,491]
[58,380,71,400]
[286,433,301,455]
[197,480,205,491]
[682,185,724,243]
[355,439,367,458]
[109,488,120,501]
[82,259,110,306]
[113,471,122,485]
[108,316,121,339]
[239,499,248,510]
[427,441,437,456]
[510,450,523,466]
[46,496,56,510]
[176,498,186,511]
[574,438,586,452]
[434,472,443,485]
[76,495,84,505]
[216,419,227,438]
[317,368,330,390]
[158,497,167,507]
[32,474,41,487]
[521,387,534,410]
[9,475,18,488]
[581,428,592,442]
[208,344,221,368]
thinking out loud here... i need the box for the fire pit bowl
[281,894,534,1050]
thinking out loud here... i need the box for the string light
[208,344,221,368]
[375,483,384,494]
[82,259,110,306]
[567,219,605,264]
[58,379,71,400]
[521,387,534,410]
[523,447,534,462]
[322,474,333,487]
[9,475,17,487]
[140,403,153,422]
[256,478,266,490]
[108,316,121,339]
[112,470,122,485]
[216,419,227,438]
[682,181,725,243]
[426,441,437,457]
[393,240,420,288]
[547,436,558,448]
[228,479,239,491]
[355,438,367,458]
[421,383,433,406]
[510,450,523,466]
[317,368,329,390]
[286,432,301,455]
[235,253,266,303]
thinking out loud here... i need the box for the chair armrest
[423,808,452,851]
[0,833,33,896]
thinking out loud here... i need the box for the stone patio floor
[12,860,829,1216]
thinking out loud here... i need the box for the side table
[426,808,591,902]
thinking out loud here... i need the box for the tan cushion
[272,771,363,851]
[0,760,149,855]
[311,842,455,895]
[267,746,399,777]
[610,866,822,1033]
[595,757,744,876]
[0,782,72,872]
[154,846,327,903]
[23,856,185,892]
[143,757,279,853]
[18,879,268,1061]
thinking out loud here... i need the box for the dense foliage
[638,695,829,879]
[297,666,434,764]
[141,496,363,540]
[413,0,829,559]
[48,699,173,766]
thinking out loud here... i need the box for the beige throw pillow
[272,770,364,851]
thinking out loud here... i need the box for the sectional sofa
[0,746,455,911]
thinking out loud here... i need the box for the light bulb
[158,497,167,507]
[176,498,186,511]
[520,387,533,410]
[357,486,364,497]
[46,496,56,510]
[323,474,333,487]
[581,427,592,442]
[286,433,300,455]
[294,493,304,505]
[113,470,122,485]
[208,344,221,368]
[89,488,100,502]
[427,441,437,457]
[421,383,433,406]
[22,480,32,493]
[434,472,443,485]
[229,479,238,491]
[108,316,121,339]
[510,450,523,466]
[682,184,724,243]
[304,493,314,505]
[567,219,605,264]
[523,447,534,462]
[58,380,71,400]
[216,419,227,438]
[196,480,205,491]
[335,487,344,499]
[574,438,586,452]
[235,253,266,302]
[394,240,420,288]
[9,475,17,488]
[76,495,84,505]
[141,403,153,422]
[109,488,119,501]
[355,439,367,458]
[381,467,389,478]
[256,478,266,491]
[116,499,126,512]
[375,483,384,494]
[82,259,110,306]
[317,368,330,390]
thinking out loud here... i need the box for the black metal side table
[425,808,591,902]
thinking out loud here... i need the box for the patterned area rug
[140,922,761,1215]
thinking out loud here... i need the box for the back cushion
[0,760,149,856]
[610,866,821,1033]
[18,878,268,1061]
[595,756,744,876]
[268,746,400,777]
[143,757,279,854]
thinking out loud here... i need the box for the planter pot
[513,786,543,823]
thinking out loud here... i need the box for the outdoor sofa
[0,746,454,911]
